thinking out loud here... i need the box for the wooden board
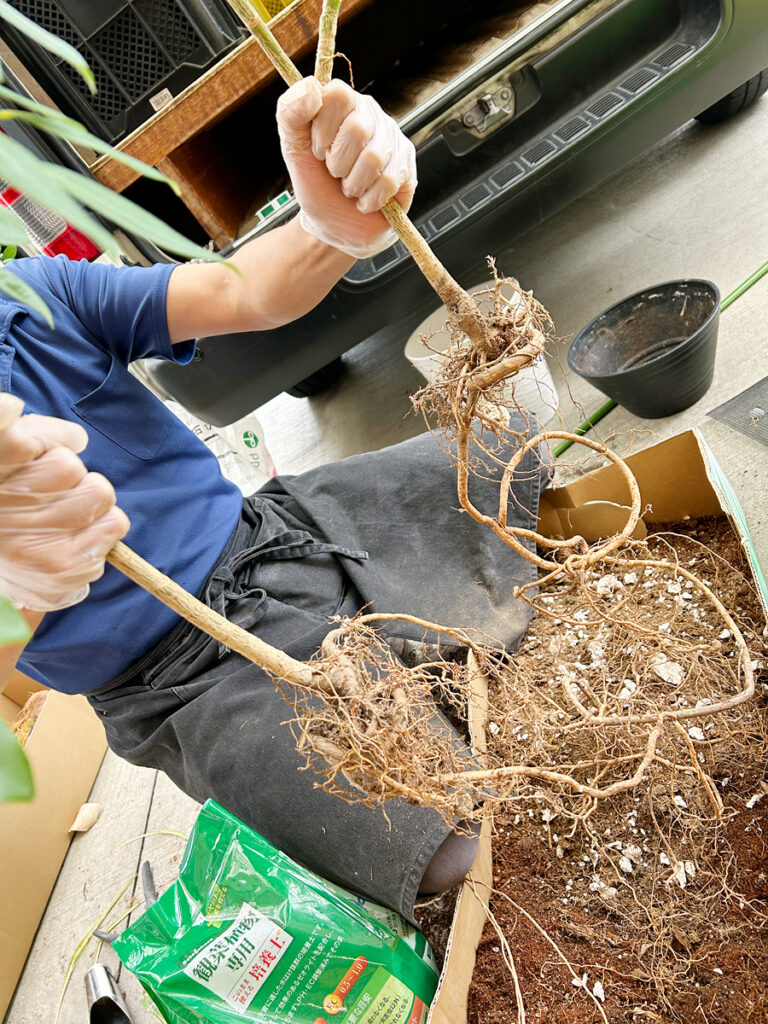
[90,0,377,195]
[157,155,238,249]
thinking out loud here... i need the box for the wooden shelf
[90,0,556,247]
[90,0,376,245]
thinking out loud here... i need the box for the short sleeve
[10,255,194,367]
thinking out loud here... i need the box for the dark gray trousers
[88,424,545,922]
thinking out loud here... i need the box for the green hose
[719,257,768,312]
[552,400,617,457]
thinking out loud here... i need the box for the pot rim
[567,278,721,381]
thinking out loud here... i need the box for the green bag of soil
[113,800,438,1024]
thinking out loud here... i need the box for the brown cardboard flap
[0,692,107,1018]
[427,818,492,1024]
[539,431,723,534]
[0,691,19,725]
[428,655,492,1024]
[540,498,648,543]
[2,670,45,708]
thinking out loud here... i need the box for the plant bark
[107,541,318,690]
[315,0,342,83]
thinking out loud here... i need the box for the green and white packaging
[114,800,438,1024]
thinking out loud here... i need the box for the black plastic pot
[567,280,721,418]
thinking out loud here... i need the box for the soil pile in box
[467,516,768,1024]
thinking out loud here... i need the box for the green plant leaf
[0,205,31,246]
[0,92,180,194]
[0,718,33,802]
[3,244,17,260]
[45,165,221,263]
[0,266,53,324]
[0,132,218,263]
[0,0,95,93]
[0,594,31,645]
[0,131,122,257]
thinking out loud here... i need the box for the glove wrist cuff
[0,575,89,613]
[298,209,397,260]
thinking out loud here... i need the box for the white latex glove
[277,77,417,259]
[0,394,130,612]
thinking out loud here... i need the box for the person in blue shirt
[0,78,547,923]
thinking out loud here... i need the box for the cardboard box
[427,654,492,1024]
[0,670,107,1019]
[427,429,768,1024]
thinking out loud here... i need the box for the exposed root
[475,879,611,1024]
[284,616,482,821]
[411,260,554,432]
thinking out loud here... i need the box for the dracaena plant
[0,0,216,800]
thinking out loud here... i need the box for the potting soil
[415,516,768,1024]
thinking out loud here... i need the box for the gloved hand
[277,77,417,259]
[0,394,130,612]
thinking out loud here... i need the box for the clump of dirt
[467,516,768,1024]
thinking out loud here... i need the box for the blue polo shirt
[3,255,242,694]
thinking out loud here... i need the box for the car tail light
[0,179,100,260]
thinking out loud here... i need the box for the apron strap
[206,526,368,657]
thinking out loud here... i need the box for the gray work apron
[88,420,546,921]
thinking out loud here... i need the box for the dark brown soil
[467,802,768,1024]
[431,517,768,1024]
[414,888,460,967]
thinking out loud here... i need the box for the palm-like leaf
[0,4,220,263]
[0,0,95,90]
[0,598,32,803]
[0,205,30,245]
[0,265,52,323]
[0,87,179,191]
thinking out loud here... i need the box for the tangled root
[411,259,554,434]
[285,616,483,821]
[275,259,764,865]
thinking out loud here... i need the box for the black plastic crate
[1,0,245,141]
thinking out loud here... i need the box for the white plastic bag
[404,277,560,424]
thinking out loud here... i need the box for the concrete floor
[258,99,768,568]
[7,91,768,1024]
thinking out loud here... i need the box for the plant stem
[228,1,487,346]
[227,0,302,85]
[379,200,486,344]
[315,0,342,83]
[107,541,316,690]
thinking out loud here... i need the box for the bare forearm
[230,216,354,328]
[166,76,417,345]
[166,217,355,344]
